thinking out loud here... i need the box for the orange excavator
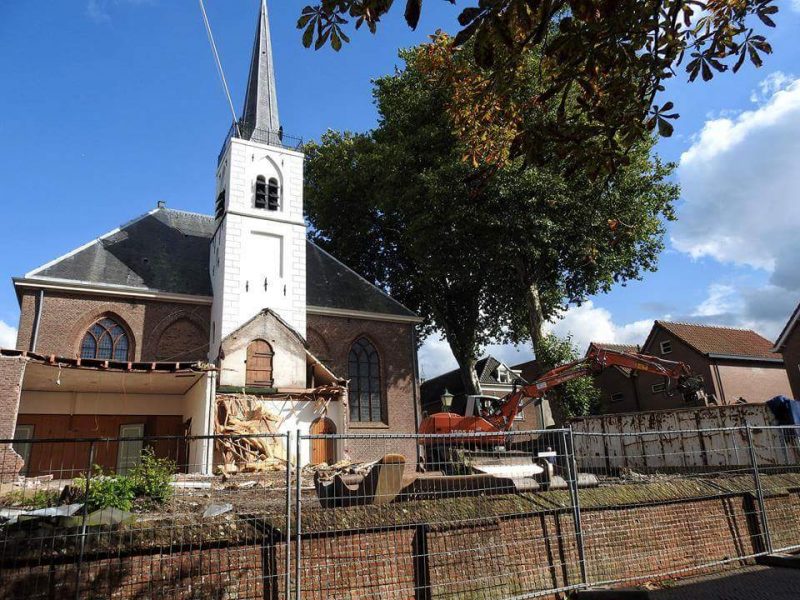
[419,347,706,449]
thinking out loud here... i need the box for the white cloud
[0,321,17,349]
[673,73,800,287]
[793,0,800,13]
[545,302,653,351]
[418,301,655,380]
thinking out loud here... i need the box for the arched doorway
[309,417,336,465]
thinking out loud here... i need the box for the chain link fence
[1,423,798,599]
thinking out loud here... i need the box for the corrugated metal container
[570,404,800,471]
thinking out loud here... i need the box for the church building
[0,2,421,477]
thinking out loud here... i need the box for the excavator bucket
[314,454,406,508]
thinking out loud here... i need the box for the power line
[198,0,241,137]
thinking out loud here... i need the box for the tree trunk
[458,355,482,396]
[523,280,547,363]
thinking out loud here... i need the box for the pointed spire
[240,0,280,143]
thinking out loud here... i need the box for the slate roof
[420,355,526,410]
[650,321,780,360]
[21,208,416,318]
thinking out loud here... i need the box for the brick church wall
[15,289,210,362]
[307,313,420,463]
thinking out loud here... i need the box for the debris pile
[304,459,378,482]
[214,396,287,473]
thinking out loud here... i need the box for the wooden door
[310,418,336,465]
[246,340,274,386]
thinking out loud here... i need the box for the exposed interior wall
[182,373,214,473]
[715,362,792,403]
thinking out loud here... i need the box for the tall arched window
[348,337,383,422]
[267,177,279,211]
[254,175,267,209]
[246,339,274,387]
[80,317,130,361]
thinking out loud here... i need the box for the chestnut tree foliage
[297,0,779,174]
[304,46,678,398]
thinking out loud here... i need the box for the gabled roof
[587,342,639,354]
[306,243,417,318]
[773,300,800,352]
[420,355,526,408]
[645,321,781,361]
[17,207,417,319]
[25,208,216,296]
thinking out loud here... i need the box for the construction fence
[1,424,799,599]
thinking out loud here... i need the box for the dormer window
[267,178,279,211]
[255,176,267,209]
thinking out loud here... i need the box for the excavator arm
[493,347,705,427]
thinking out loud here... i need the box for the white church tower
[209,0,306,362]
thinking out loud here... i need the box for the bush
[1,489,60,509]
[129,448,176,507]
[82,470,135,512]
[75,448,176,512]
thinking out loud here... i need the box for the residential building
[584,343,642,414]
[635,321,791,409]
[421,356,545,429]
[0,1,421,479]
[772,300,800,399]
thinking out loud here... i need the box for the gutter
[707,353,784,364]
[30,289,44,352]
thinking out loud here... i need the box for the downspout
[29,289,44,352]
[410,325,422,467]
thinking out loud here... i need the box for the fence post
[75,439,96,600]
[746,423,773,554]
[294,430,302,600]
[285,431,293,600]
[564,426,588,589]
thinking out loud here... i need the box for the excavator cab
[464,395,505,418]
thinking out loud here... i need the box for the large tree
[297,0,779,175]
[304,45,678,403]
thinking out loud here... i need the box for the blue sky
[1,1,799,378]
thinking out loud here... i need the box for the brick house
[420,356,547,429]
[1,2,421,478]
[631,321,790,410]
[772,300,800,399]
[584,342,642,414]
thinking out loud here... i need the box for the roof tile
[655,321,779,360]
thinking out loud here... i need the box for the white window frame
[651,383,666,393]
[13,424,34,475]
[117,423,145,475]
[660,340,672,355]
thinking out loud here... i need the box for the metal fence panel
[2,424,800,599]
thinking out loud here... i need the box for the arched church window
[348,337,384,422]
[254,175,267,209]
[267,178,279,211]
[80,317,130,361]
[246,339,274,387]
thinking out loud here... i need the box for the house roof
[646,321,781,361]
[420,355,526,407]
[587,342,639,354]
[18,207,416,319]
[773,300,800,352]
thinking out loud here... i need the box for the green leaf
[302,20,315,48]
[656,117,674,138]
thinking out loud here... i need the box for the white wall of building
[210,137,306,363]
